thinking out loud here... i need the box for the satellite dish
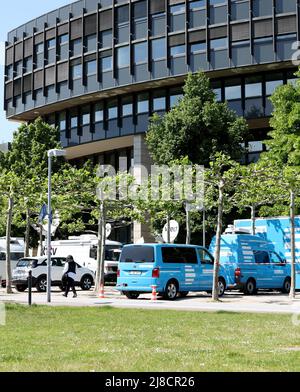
[162,220,179,243]
[105,223,112,239]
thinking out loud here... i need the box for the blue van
[209,234,291,295]
[116,243,227,300]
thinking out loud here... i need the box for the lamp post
[47,149,66,303]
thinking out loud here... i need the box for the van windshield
[120,246,154,263]
[17,259,38,268]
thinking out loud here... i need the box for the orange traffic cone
[151,285,157,301]
[99,283,105,299]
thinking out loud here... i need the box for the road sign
[162,220,179,243]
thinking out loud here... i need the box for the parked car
[12,256,95,292]
[116,243,227,300]
[209,233,292,295]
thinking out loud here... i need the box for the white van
[0,237,25,287]
[40,235,123,282]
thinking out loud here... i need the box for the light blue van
[209,234,291,295]
[116,243,227,300]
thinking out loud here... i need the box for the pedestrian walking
[62,255,77,298]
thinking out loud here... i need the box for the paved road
[1,287,300,315]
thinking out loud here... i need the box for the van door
[197,248,214,290]
[253,250,273,288]
[269,251,286,288]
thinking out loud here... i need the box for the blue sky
[0,0,74,143]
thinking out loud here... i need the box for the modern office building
[3,0,300,241]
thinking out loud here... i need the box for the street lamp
[47,149,66,303]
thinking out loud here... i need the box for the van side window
[198,249,214,265]
[254,250,270,264]
[161,247,197,264]
[269,252,284,264]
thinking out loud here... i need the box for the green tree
[146,71,248,166]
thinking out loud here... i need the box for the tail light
[235,268,241,278]
[117,269,120,277]
[152,268,160,278]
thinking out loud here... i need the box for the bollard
[28,270,32,306]
[99,283,105,299]
[151,285,157,301]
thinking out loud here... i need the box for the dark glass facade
[3,0,300,159]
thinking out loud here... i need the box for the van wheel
[80,275,93,291]
[16,284,27,292]
[124,292,140,299]
[164,280,178,300]
[244,279,257,295]
[36,276,47,292]
[218,278,226,297]
[179,291,189,298]
[282,278,291,294]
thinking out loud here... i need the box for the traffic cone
[99,283,105,299]
[151,285,157,301]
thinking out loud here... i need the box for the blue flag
[38,204,48,223]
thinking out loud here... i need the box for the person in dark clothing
[62,255,77,298]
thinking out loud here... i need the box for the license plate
[130,271,142,275]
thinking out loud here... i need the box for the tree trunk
[251,204,256,235]
[212,179,225,301]
[289,189,296,300]
[24,207,30,257]
[95,201,105,293]
[39,225,44,256]
[186,205,191,245]
[6,196,13,294]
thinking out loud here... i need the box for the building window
[133,0,147,40]
[6,65,13,80]
[151,38,166,60]
[122,96,133,117]
[95,102,104,122]
[71,64,82,80]
[224,78,243,116]
[117,5,130,44]
[101,30,112,48]
[108,100,118,120]
[253,0,273,17]
[134,41,148,64]
[153,90,166,112]
[276,0,296,13]
[137,93,149,114]
[265,73,283,115]
[86,60,97,76]
[211,80,222,102]
[245,76,264,118]
[24,57,32,73]
[209,0,227,25]
[189,0,206,28]
[35,43,44,68]
[231,0,249,21]
[15,61,23,77]
[190,42,206,53]
[170,87,183,108]
[170,3,186,32]
[59,34,69,61]
[210,37,228,50]
[151,12,166,36]
[59,112,67,131]
[170,44,185,57]
[101,56,113,72]
[47,38,56,65]
[82,106,91,126]
[71,38,82,57]
[86,34,97,53]
[117,46,130,68]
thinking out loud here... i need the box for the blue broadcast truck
[234,216,300,290]
[209,233,292,294]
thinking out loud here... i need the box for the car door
[197,248,214,290]
[51,257,66,282]
[269,251,286,288]
[253,250,273,288]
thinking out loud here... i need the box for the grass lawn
[0,304,300,371]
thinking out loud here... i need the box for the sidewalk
[1,287,300,315]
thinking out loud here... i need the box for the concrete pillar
[133,134,155,243]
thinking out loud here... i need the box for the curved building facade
[3,0,300,240]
